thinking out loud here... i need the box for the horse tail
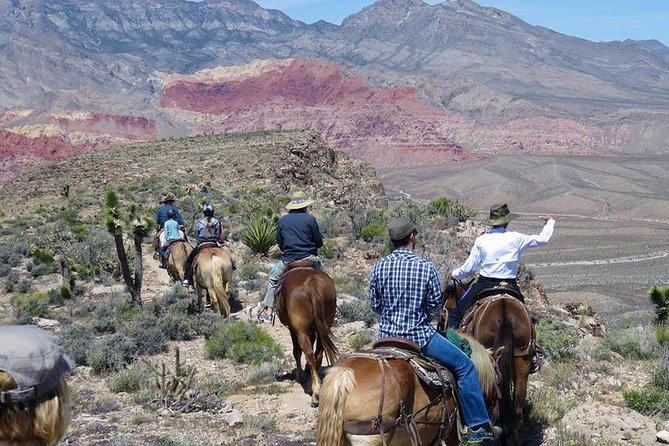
[210,255,231,317]
[304,274,339,365]
[498,300,516,443]
[316,366,355,446]
[459,332,495,397]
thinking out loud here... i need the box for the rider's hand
[540,214,556,222]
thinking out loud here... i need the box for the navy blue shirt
[277,210,323,262]
[155,203,184,229]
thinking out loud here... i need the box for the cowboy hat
[488,203,519,226]
[286,191,315,210]
[160,192,176,204]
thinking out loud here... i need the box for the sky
[239,0,669,46]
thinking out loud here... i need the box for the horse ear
[492,346,505,361]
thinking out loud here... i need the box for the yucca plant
[649,284,669,324]
[242,217,276,256]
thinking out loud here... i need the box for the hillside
[1,0,669,178]
[0,130,667,445]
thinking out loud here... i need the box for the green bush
[31,263,57,277]
[348,331,373,351]
[623,387,669,416]
[320,239,341,260]
[526,385,577,426]
[237,262,262,280]
[359,223,387,243]
[337,298,378,327]
[649,284,669,324]
[62,324,97,366]
[205,320,283,364]
[427,196,475,223]
[10,293,50,320]
[536,320,578,360]
[656,325,669,346]
[108,365,151,394]
[652,350,669,390]
[87,333,139,374]
[242,217,276,256]
[30,247,55,264]
[602,328,657,360]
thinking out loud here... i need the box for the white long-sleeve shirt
[452,219,555,280]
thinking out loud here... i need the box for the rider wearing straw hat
[258,191,324,323]
[446,203,556,329]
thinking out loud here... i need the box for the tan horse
[166,240,192,283]
[442,280,534,445]
[193,246,234,316]
[275,267,338,407]
[316,332,499,446]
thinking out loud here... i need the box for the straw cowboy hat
[488,203,519,226]
[160,192,176,204]
[286,191,315,210]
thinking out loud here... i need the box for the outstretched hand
[540,214,556,222]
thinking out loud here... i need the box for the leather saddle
[286,259,318,270]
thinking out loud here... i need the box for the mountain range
[1,0,668,179]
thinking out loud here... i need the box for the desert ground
[381,154,669,328]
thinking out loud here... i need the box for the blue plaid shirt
[369,248,442,348]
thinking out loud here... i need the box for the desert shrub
[320,239,341,260]
[237,262,262,280]
[205,320,283,364]
[87,333,139,374]
[246,362,282,385]
[62,324,96,366]
[31,262,57,277]
[649,284,669,324]
[545,425,597,446]
[242,217,276,256]
[59,284,72,300]
[109,365,152,394]
[623,387,669,416]
[349,331,373,351]
[652,348,669,390]
[427,196,476,223]
[125,312,169,356]
[47,288,64,306]
[656,325,669,346]
[602,327,657,360]
[30,246,55,264]
[15,278,33,293]
[526,385,577,426]
[194,312,224,338]
[331,271,368,296]
[338,298,378,327]
[536,320,578,360]
[360,223,387,243]
[318,209,344,237]
[158,311,195,341]
[242,414,276,436]
[10,292,50,320]
[0,264,11,277]
[90,397,121,414]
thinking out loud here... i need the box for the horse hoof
[311,397,319,408]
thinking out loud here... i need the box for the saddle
[286,259,317,270]
[343,338,457,443]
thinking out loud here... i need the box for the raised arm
[517,217,556,251]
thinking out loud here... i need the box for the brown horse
[441,280,534,445]
[166,240,193,283]
[193,246,234,316]
[275,267,338,407]
[316,332,500,446]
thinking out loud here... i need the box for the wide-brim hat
[160,192,176,204]
[488,203,519,226]
[387,217,417,241]
[286,191,315,210]
[0,326,74,403]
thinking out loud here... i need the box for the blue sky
[242,0,669,46]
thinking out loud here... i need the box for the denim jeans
[421,331,490,428]
[262,255,322,308]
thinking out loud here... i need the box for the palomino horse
[192,245,234,316]
[316,332,500,446]
[275,264,338,407]
[441,280,534,445]
[166,240,193,283]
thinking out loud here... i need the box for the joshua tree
[648,284,669,325]
[104,189,152,305]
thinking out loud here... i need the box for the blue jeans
[421,331,490,428]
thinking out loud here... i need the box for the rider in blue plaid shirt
[369,218,500,442]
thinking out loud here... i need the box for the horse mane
[458,331,496,398]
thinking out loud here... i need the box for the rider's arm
[451,240,482,280]
[312,218,323,249]
[369,265,383,315]
[175,210,185,227]
[517,218,555,251]
[426,264,442,318]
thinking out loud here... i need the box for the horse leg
[514,357,530,431]
[289,328,303,382]
[296,330,320,407]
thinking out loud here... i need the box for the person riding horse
[153,192,185,259]
[447,203,555,372]
[369,217,500,442]
[158,209,183,268]
[258,191,324,323]
[181,203,227,290]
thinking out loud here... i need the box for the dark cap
[387,218,417,241]
[0,326,74,404]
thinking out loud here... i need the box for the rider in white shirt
[447,203,555,329]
